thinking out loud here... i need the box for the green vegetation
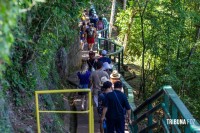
[1,0,200,131]
[116,0,200,120]
[0,0,90,132]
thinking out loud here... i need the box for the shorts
[78,84,88,95]
[87,37,95,44]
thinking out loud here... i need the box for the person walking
[87,51,98,72]
[89,61,109,108]
[102,62,112,76]
[97,16,104,31]
[98,80,112,133]
[80,26,85,50]
[85,23,97,51]
[98,50,111,64]
[101,81,132,133]
[110,70,125,93]
[77,63,91,110]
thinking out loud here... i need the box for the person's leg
[106,119,115,133]
[87,38,90,50]
[115,117,125,133]
[81,95,85,110]
[93,94,98,107]
[90,37,95,51]
[100,122,104,133]
[81,40,84,50]
[90,43,94,51]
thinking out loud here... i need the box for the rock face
[67,38,82,72]
[0,37,81,132]
[0,87,13,133]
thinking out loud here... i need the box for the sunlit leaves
[116,0,200,118]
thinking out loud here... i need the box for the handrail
[35,89,94,133]
[97,19,124,72]
[98,37,124,56]
[130,85,200,133]
[133,89,163,114]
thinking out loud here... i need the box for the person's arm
[101,107,107,123]
[84,30,87,39]
[126,109,132,124]
[94,28,97,38]
[124,95,132,124]
[89,73,93,88]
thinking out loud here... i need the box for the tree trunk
[109,0,116,38]
[123,9,136,53]
[137,0,149,99]
[123,0,127,10]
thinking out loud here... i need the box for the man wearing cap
[103,62,112,76]
[98,50,111,64]
[89,61,109,108]
[101,81,131,133]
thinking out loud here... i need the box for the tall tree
[109,0,116,37]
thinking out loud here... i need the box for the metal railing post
[89,90,93,133]
[118,53,120,72]
[35,92,41,133]
[105,28,108,39]
[172,104,178,133]
[121,49,124,66]
[98,38,100,53]
[134,114,138,132]
[164,93,170,130]
[148,104,153,133]
[114,44,116,62]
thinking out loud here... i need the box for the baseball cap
[101,50,107,55]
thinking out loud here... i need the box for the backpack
[87,28,94,38]
[97,21,103,30]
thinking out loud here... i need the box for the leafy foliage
[0,0,18,77]
[116,0,200,120]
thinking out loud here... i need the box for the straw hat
[99,76,110,86]
[110,70,121,79]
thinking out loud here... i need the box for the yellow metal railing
[35,89,94,133]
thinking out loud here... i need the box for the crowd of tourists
[79,7,105,51]
[77,7,132,133]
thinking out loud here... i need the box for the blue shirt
[98,56,111,64]
[77,71,91,85]
[105,90,131,119]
